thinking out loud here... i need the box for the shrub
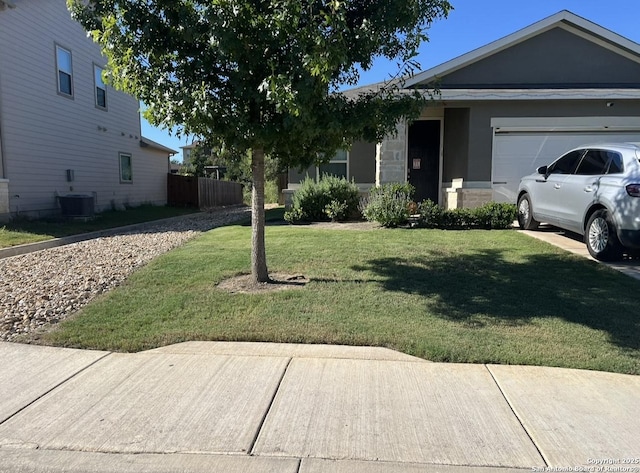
[360,183,415,227]
[473,202,518,229]
[325,200,348,221]
[417,199,444,227]
[286,174,360,223]
[418,200,517,229]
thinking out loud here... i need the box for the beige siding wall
[0,0,168,217]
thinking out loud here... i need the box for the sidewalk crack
[248,357,292,455]
[485,364,548,468]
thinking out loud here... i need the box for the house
[0,0,177,221]
[286,10,640,208]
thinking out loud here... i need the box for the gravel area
[0,206,251,342]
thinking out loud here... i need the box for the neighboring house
[287,10,640,208]
[180,142,202,167]
[0,0,177,221]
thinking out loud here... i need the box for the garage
[491,117,640,203]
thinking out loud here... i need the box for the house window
[55,45,73,97]
[94,65,107,109]
[119,153,132,182]
[318,149,348,179]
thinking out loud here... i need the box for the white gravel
[0,206,251,341]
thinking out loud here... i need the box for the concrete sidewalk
[0,342,638,472]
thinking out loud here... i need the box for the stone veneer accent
[0,179,9,222]
[443,186,493,209]
[376,121,407,185]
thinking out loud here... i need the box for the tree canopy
[69,0,451,164]
[68,0,452,281]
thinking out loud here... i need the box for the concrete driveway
[519,224,640,281]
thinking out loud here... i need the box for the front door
[408,120,441,203]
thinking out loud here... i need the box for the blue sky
[141,0,640,161]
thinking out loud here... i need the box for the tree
[189,145,214,177]
[68,0,451,283]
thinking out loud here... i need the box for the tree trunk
[251,147,269,283]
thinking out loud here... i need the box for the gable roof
[405,10,640,88]
[140,137,178,155]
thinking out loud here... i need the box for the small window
[548,150,584,175]
[94,65,107,109]
[605,152,624,174]
[119,153,132,182]
[575,150,609,175]
[318,149,348,179]
[55,45,73,97]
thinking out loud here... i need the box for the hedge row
[285,177,517,229]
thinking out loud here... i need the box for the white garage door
[491,118,640,203]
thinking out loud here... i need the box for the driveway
[519,224,640,280]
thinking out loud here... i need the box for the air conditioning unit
[59,194,95,218]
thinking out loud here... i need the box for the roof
[139,137,178,155]
[405,10,640,88]
[180,141,201,151]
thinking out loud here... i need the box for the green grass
[34,216,640,374]
[0,205,200,248]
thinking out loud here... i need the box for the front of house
[0,0,176,221]
[287,10,640,208]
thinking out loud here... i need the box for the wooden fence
[167,174,243,208]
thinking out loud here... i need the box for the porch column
[375,120,407,185]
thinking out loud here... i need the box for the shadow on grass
[353,249,640,351]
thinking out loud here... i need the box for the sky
[140,0,640,162]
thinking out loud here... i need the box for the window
[548,150,584,175]
[575,150,609,175]
[318,149,348,179]
[55,45,73,97]
[605,152,624,174]
[94,65,107,109]
[119,153,132,182]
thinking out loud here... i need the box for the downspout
[0,51,6,180]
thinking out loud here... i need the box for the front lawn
[35,217,640,374]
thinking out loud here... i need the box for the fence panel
[198,178,243,207]
[167,174,199,207]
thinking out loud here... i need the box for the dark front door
[408,120,441,203]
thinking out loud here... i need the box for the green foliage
[360,183,415,227]
[189,146,214,177]
[369,182,415,199]
[417,199,444,224]
[283,207,304,224]
[68,0,451,280]
[325,200,349,221]
[473,202,518,229]
[244,179,280,205]
[418,201,517,229]
[68,0,452,167]
[286,175,360,223]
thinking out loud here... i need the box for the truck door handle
[584,186,594,193]
[554,184,561,189]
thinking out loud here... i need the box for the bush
[473,202,518,229]
[360,183,415,227]
[418,200,516,230]
[417,199,444,226]
[286,174,360,223]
